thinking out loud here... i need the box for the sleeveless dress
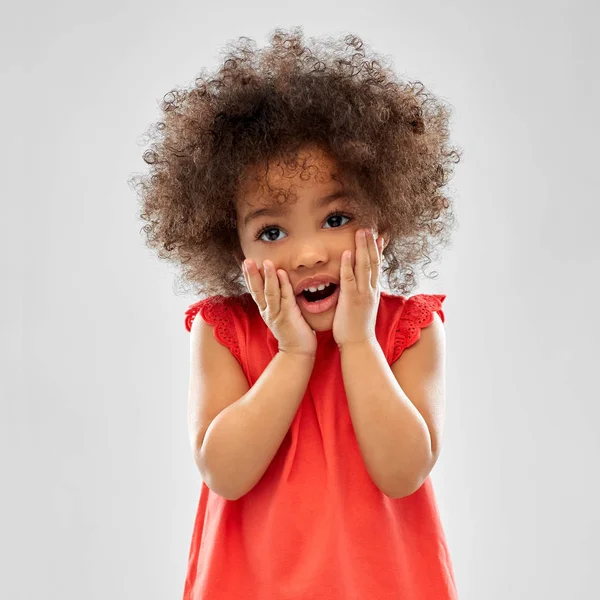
[182,291,457,599]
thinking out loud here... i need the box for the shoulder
[184,293,253,332]
[380,292,446,364]
[184,294,252,367]
[184,295,228,332]
[393,301,445,366]
[387,292,446,341]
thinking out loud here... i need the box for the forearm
[339,339,432,498]
[199,350,315,500]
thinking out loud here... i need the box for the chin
[306,312,335,332]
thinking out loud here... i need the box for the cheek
[343,230,360,250]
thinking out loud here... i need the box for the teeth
[303,282,332,293]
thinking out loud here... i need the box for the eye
[254,211,352,243]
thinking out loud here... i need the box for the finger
[242,260,255,294]
[367,231,381,288]
[376,237,384,282]
[242,260,249,290]
[245,260,266,311]
[340,248,355,294]
[242,260,255,295]
[356,228,372,294]
[277,268,294,309]
[263,260,281,316]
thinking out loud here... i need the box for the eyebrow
[242,190,351,227]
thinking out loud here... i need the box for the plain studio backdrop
[2,1,598,598]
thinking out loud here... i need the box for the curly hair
[129,27,462,299]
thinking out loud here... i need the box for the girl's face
[235,145,387,331]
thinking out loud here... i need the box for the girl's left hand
[332,228,384,349]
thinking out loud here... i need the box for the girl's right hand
[242,259,317,358]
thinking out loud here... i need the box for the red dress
[182,291,457,599]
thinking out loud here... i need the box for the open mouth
[300,283,338,303]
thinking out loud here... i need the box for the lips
[294,275,339,296]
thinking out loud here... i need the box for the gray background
[3,0,599,598]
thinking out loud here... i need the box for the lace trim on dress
[391,294,446,364]
[184,297,241,363]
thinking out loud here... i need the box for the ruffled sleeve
[184,296,242,366]
[391,293,446,363]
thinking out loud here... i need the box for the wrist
[337,336,379,354]
[278,349,317,361]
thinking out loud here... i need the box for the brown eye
[254,211,353,243]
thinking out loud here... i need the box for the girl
[133,27,461,600]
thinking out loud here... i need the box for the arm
[339,313,446,499]
[199,350,315,501]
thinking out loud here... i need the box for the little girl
[133,26,461,600]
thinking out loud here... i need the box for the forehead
[236,145,355,225]
[241,189,354,227]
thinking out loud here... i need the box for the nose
[290,239,329,270]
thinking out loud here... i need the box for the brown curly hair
[129,27,462,299]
